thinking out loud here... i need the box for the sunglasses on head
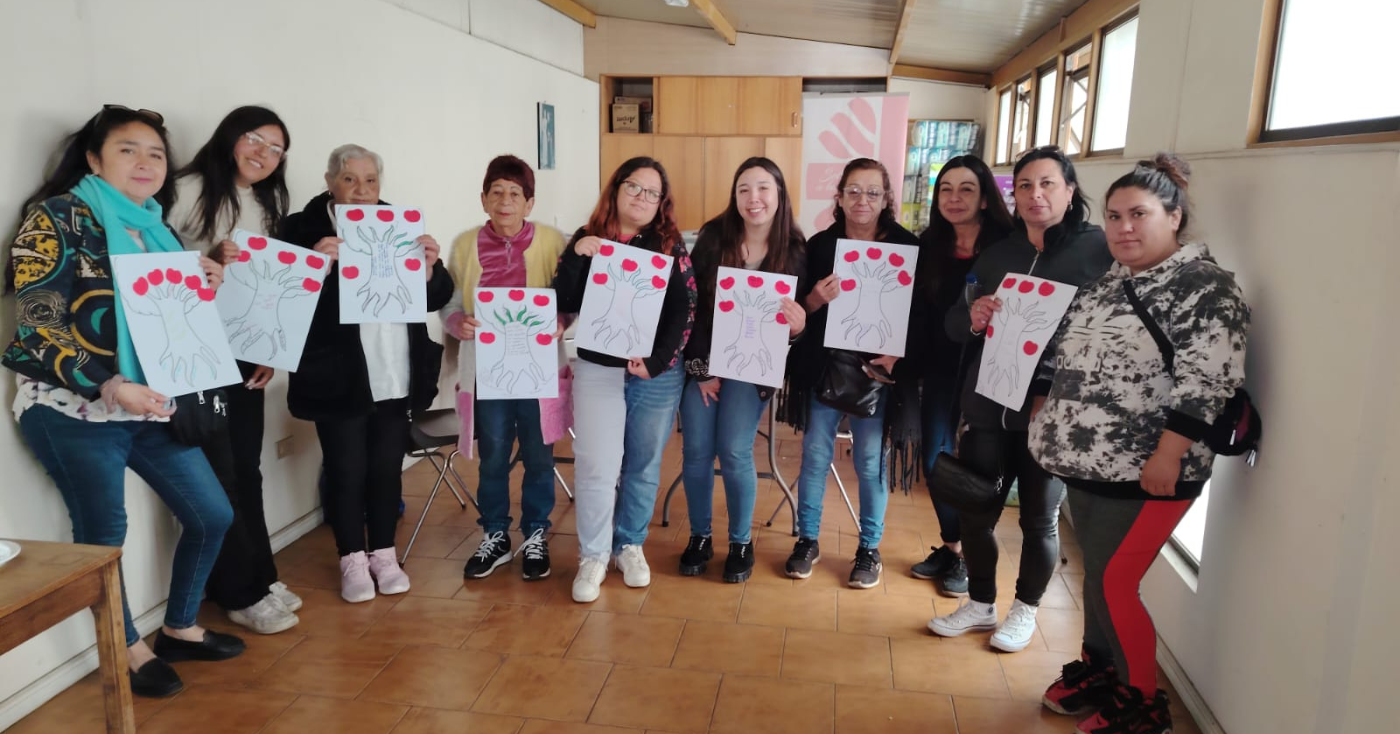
[100,104,165,126]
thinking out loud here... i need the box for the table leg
[92,561,135,734]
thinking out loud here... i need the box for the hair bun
[1146,153,1191,191]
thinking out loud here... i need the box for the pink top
[476,220,535,287]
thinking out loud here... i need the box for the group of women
[5,103,1248,734]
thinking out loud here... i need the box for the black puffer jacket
[944,216,1113,431]
[278,192,453,422]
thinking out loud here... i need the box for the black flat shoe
[152,628,246,662]
[129,658,183,698]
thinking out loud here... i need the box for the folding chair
[762,421,860,532]
[400,408,478,564]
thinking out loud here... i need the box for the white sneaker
[368,548,412,595]
[228,594,299,634]
[572,558,608,603]
[927,599,998,637]
[614,544,651,588]
[269,581,303,612]
[339,551,376,603]
[990,599,1039,652]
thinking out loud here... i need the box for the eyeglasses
[842,186,886,202]
[621,180,662,203]
[1017,145,1063,162]
[100,104,164,126]
[243,131,287,160]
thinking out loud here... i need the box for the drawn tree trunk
[723,291,780,376]
[839,261,905,348]
[127,268,219,385]
[984,297,1049,396]
[224,256,317,358]
[346,224,416,317]
[482,304,554,395]
[590,264,662,353]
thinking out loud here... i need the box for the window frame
[995,87,1014,165]
[1010,74,1035,161]
[1033,61,1061,148]
[1058,39,1095,158]
[1087,11,1140,156]
[1249,0,1400,146]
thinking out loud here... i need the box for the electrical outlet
[276,436,295,459]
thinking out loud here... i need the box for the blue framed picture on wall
[538,103,555,170]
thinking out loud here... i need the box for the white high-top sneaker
[927,598,999,637]
[990,599,1039,652]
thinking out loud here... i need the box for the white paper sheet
[215,229,330,371]
[822,238,920,357]
[974,273,1079,410]
[706,267,798,389]
[572,240,673,359]
[110,251,242,397]
[474,287,560,400]
[335,205,427,324]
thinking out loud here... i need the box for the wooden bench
[0,539,134,733]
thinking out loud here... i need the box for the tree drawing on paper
[983,277,1057,397]
[836,246,913,348]
[717,273,789,377]
[476,289,557,396]
[340,207,423,317]
[588,244,668,353]
[224,236,326,358]
[124,266,221,386]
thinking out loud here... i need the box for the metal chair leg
[660,472,685,527]
[401,454,454,564]
[829,463,860,527]
[554,466,574,501]
[425,451,469,509]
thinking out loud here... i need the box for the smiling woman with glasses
[553,156,697,603]
[784,157,923,591]
[166,105,300,636]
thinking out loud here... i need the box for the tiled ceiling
[573,0,1090,72]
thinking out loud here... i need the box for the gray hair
[325,144,383,179]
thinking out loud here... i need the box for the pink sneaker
[339,551,375,603]
[368,548,411,595]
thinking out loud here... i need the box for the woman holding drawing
[1029,154,1248,734]
[4,105,244,698]
[927,146,1112,653]
[908,154,1014,597]
[785,157,920,590]
[168,105,300,635]
[279,144,452,604]
[443,154,569,583]
[678,157,809,583]
[553,156,696,603]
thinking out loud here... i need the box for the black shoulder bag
[168,389,230,446]
[815,350,888,418]
[1122,279,1260,463]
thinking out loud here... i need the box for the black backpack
[1122,280,1260,464]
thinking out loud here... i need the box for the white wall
[0,0,597,726]
[888,78,987,122]
[987,0,1400,732]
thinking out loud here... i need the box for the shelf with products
[900,120,984,234]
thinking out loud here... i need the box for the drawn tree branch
[224,254,320,358]
[126,267,219,386]
[984,297,1050,396]
[589,260,663,353]
[483,303,556,395]
[722,289,781,376]
[347,224,416,317]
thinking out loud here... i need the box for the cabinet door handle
[791,111,799,128]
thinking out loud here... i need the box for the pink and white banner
[800,93,911,237]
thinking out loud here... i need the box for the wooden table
[0,540,134,733]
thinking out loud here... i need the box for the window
[1034,66,1058,147]
[995,88,1013,164]
[1010,76,1034,160]
[1058,42,1093,156]
[1259,0,1400,141]
[1091,14,1139,152]
[1171,482,1211,567]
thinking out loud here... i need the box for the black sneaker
[679,535,714,576]
[722,542,755,583]
[516,528,551,581]
[784,538,821,579]
[848,547,883,589]
[463,531,512,579]
[911,545,958,579]
[938,557,969,596]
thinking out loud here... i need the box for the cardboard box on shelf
[611,103,641,133]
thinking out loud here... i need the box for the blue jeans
[796,392,888,548]
[615,364,685,553]
[679,378,768,544]
[19,406,234,646]
[921,375,962,544]
[475,398,555,535]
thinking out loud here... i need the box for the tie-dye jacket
[1027,243,1249,500]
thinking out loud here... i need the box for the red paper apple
[479,291,495,302]
[718,301,735,313]
[533,294,551,306]
[376,210,394,222]
[303,278,322,292]
[593,273,609,285]
[277,251,296,265]
[651,275,666,289]
[345,209,364,222]
[342,266,360,279]
[404,258,422,272]
[479,332,496,344]
[509,289,525,301]
[403,210,421,223]
[247,236,268,250]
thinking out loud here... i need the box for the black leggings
[958,427,1064,606]
[316,398,409,556]
[203,382,279,610]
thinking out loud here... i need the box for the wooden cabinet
[656,77,699,135]
[763,137,804,217]
[739,77,803,136]
[653,136,706,231]
[702,137,766,223]
[697,77,740,135]
[599,134,654,189]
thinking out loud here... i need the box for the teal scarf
[70,174,185,385]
